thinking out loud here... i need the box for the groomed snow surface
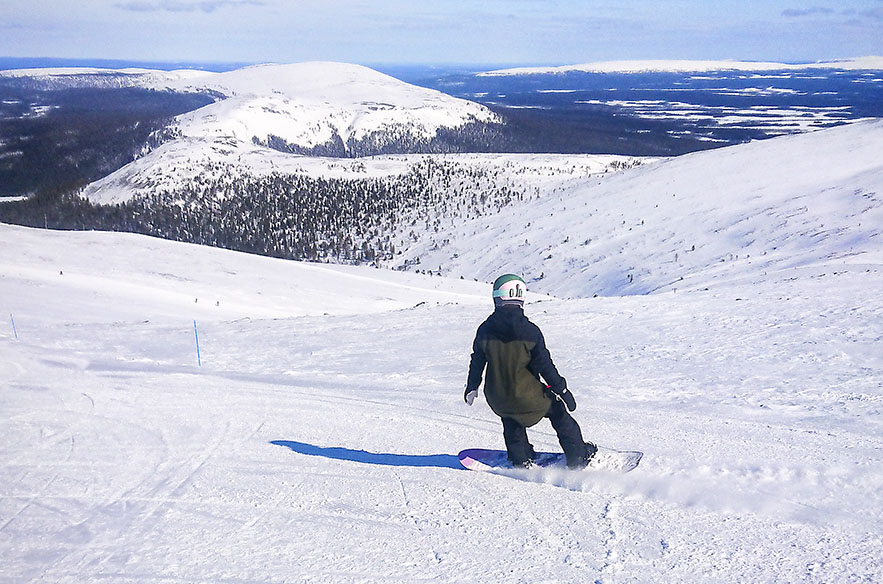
[3,121,883,582]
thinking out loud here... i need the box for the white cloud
[115,0,265,13]
[782,7,835,18]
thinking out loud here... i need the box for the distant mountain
[0,72,215,198]
[155,62,503,156]
[482,56,883,76]
[0,67,209,90]
[0,62,504,158]
[1,63,645,264]
[0,62,516,200]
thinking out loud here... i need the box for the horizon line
[2,55,881,74]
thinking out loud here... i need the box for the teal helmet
[492,274,526,307]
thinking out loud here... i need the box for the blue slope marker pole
[10,313,17,339]
[194,319,202,367]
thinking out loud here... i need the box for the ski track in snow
[3,122,883,581]
[3,265,882,582]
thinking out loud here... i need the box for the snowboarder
[464,274,596,469]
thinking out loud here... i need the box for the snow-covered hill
[397,120,883,297]
[159,62,501,155]
[3,57,883,582]
[82,137,644,205]
[0,224,487,322]
[79,119,883,303]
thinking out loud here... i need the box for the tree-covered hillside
[0,158,550,268]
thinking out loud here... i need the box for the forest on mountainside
[0,158,532,268]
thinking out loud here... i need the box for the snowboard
[458,445,643,473]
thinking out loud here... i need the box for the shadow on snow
[270,440,463,470]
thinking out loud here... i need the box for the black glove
[548,385,576,412]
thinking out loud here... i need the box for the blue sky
[2,0,882,67]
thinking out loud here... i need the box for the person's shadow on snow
[271,440,463,470]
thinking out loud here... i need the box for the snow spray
[193,320,202,367]
[10,313,17,339]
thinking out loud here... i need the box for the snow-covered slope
[483,56,883,76]
[2,217,881,582]
[81,119,882,303]
[399,120,883,297]
[0,224,486,321]
[3,60,882,581]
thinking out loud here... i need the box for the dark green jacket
[466,306,566,427]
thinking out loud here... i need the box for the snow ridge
[482,56,883,76]
[0,67,210,89]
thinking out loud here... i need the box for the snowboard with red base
[458,445,642,473]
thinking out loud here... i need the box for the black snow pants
[501,399,588,468]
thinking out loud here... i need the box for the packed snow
[3,116,883,582]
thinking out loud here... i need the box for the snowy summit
[162,62,499,154]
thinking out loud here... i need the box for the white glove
[464,388,478,406]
